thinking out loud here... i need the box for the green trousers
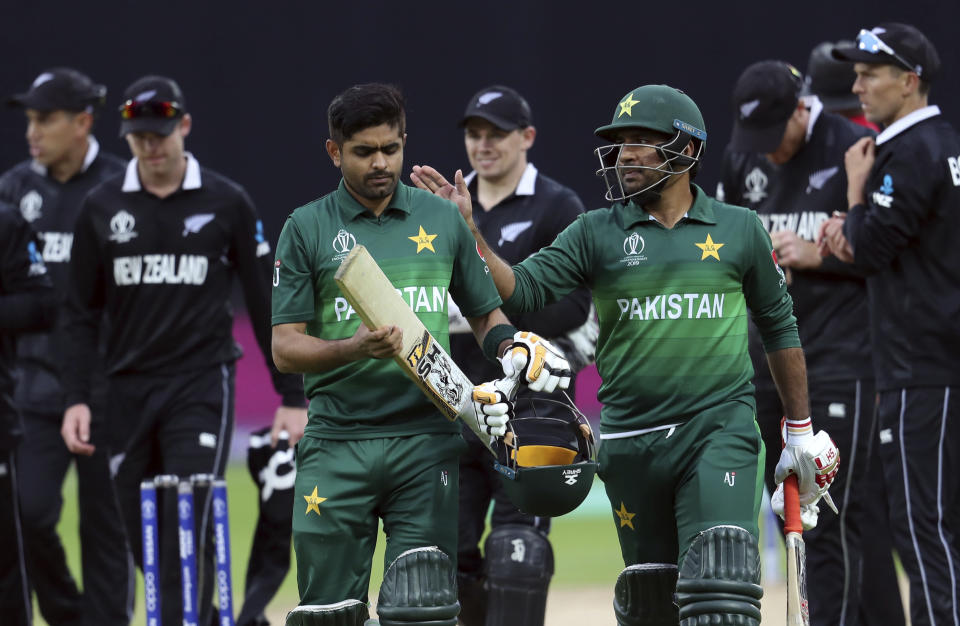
[293,433,466,604]
[598,399,765,566]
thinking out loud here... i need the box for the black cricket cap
[832,23,940,82]
[803,41,861,111]
[729,60,804,153]
[460,85,532,130]
[118,75,187,137]
[8,68,106,112]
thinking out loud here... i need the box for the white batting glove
[501,331,572,393]
[774,420,840,509]
[771,483,821,530]
[471,378,516,437]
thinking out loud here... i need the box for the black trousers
[457,426,550,579]
[877,386,960,626]
[756,379,904,626]
[0,448,30,626]
[110,363,235,626]
[17,412,133,626]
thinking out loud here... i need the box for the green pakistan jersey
[272,180,501,439]
[505,183,799,434]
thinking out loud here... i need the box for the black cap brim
[7,92,59,111]
[119,116,181,138]
[818,93,863,112]
[831,46,896,66]
[459,112,521,131]
[729,119,789,153]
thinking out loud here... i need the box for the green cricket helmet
[493,411,598,517]
[594,84,707,203]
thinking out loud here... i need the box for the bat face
[785,532,809,625]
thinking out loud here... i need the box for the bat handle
[783,474,802,535]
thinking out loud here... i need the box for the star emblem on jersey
[618,93,641,118]
[695,234,724,261]
[408,225,438,253]
[615,502,636,530]
[303,486,326,516]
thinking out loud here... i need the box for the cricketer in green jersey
[270,84,570,626]
[412,84,841,625]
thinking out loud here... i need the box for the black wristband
[482,324,519,363]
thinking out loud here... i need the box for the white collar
[463,162,539,196]
[30,135,101,177]
[801,95,824,142]
[876,105,941,145]
[122,151,202,193]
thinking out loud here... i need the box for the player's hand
[816,214,854,262]
[771,484,821,530]
[501,331,571,393]
[771,230,822,270]
[62,403,95,456]
[471,378,516,437]
[271,405,308,447]
[774,430,840,508]
[352,323,403,359]
[844,136,875,207]
[411,165,475,225]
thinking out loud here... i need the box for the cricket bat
[334,245,513,454]
[784,475,810,625]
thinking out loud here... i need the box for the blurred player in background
[820,23,960,626]
[449,85,594,626]
[0,203,56,626]
[61,74,307,626]
[718,59,903,625]
[413,83,839,626]
[1,67,132,626]
[803,40,880,131]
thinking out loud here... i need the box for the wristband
[482,324,519,363]
[784,416,813,445]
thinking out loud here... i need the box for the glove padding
[472,378,516,437]
[771,483,820,530]
[501,331,572,393]
[774,430,840,508]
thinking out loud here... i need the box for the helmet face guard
[594,123,705,203]
[493,407,598,517]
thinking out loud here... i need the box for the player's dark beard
[359,172,397,199]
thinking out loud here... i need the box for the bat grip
[783,474,802,535]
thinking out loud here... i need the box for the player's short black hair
[328,83,406,144]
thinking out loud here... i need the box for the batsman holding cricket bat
[413,83,840,625]
[271,83,570,626]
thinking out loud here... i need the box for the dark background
[2,1,957,248]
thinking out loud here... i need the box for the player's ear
[326,139,342,167]
[403,133,408,148]
[520,125,536,150]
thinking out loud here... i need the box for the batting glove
[771,484,821,530]
[471,378,516,437]
[774,419,840,509]
[501,331,572,393]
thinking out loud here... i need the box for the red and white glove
[501,331,572,393]
[774,418,840,515]
[471,378,516,437]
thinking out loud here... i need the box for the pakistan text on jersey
[113,254,209,286]
[616,293,726,321]
[333,286,448,322]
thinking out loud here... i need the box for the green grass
[39,463,623,624]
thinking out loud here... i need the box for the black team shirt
[718,102,874,389]
[842,106,960,390]
[63,154,303,407]
[449,164,591,419]
[0,138,125,415]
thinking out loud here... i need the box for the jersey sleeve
[742,211,800,352]
[448,212,502,318]
[272,215,318,325]
[231,192,305,408]
[505,214,592,315]
[844,147,937,272]
[63,200,107,406]
[0,205,56,331]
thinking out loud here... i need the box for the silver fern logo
[806,166,839,193]
[498,221,532,246]
[182,213,215,236]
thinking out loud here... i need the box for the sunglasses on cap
[856,29,922,77]
[118,99,183,120]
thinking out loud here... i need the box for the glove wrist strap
[784,416,814,445]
